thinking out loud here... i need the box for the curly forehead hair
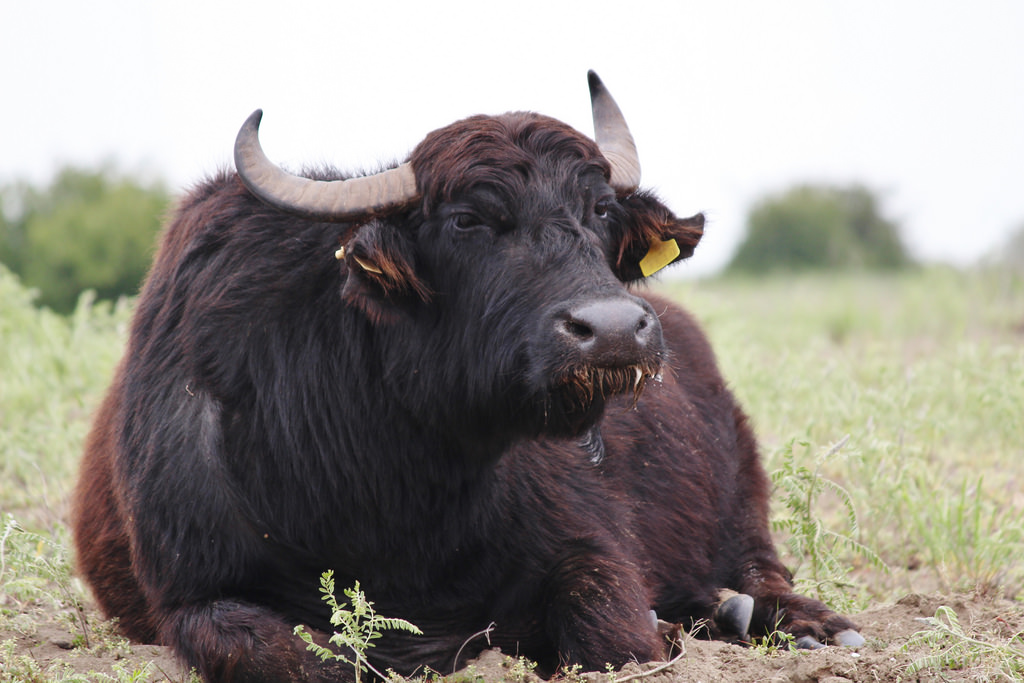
[409,112,612,214]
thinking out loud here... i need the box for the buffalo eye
[594,198,616,220]
[447,211,486,233]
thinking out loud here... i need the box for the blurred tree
[996,221,1024,270]
[0,165,170,312]
[726,184,910,274]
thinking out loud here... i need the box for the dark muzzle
[555,298,660,369]
[539,295,665,430]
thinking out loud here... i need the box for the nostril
[564,319,594,341]
[635,317,648,334]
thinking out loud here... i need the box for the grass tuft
[901,605,1024,679]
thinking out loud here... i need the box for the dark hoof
[795,635,826,650]
[834,629,865,647]
[713,592,754,639]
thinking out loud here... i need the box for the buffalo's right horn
[233,110,419,222]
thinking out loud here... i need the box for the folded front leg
[739,567,863,648]
[542,543,664,671]
[160,599,352,683]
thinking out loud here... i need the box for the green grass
[2,262,1023,679]
[0,265,131,528]
[660,266,1024,600]
[0,265,140,681]
[901,605,1024,679]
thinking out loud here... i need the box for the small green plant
[750,628,798,656]
[901,605,1024,679]
[0,515,90,648]
[102,661,156,683]
[745,610,798,656]
[770,436,885,612]
[503,655,538,683]
[294,571,422,683]
[554,662,584,683]
[443,663,484,683]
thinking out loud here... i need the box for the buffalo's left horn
[588,71,642,194]
[233,109,419,222]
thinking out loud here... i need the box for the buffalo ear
[340,219,431,322]
[613,192,705,282]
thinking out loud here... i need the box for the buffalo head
[233,72,705,449]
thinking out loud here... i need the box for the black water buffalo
[72,72,860,682]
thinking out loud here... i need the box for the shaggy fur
[72,110,855,682]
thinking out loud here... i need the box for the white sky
[3,0,1023,274]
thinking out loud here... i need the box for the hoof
[713,592,754,639]
[795,635,826,650]
[834,629,865,647]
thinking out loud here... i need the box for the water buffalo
[72,72,860,682]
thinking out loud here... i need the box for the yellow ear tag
[639,237,680,277]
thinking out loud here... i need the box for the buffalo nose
[558,298,660,366]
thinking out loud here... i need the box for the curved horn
[233,110,419,222]
[587,71,641,193]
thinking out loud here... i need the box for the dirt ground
[4,591,1023,682]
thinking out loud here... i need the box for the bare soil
[4,591,1022,682]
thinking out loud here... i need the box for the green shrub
[0,165,169,313]
[727,184,910,273]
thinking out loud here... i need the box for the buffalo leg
[542,546,664,670]
[739,572,860,646]
[160,600,351,683]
